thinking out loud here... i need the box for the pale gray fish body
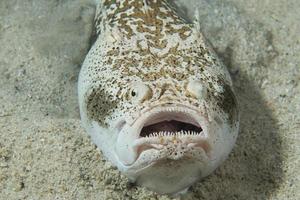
[78,0,239,195]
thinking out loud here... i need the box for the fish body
[78,0,239,195]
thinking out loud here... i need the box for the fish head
[79,58,239,194]
[78,6,239,191]
[114,74,239,193]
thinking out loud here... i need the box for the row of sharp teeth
[145,130,203,138]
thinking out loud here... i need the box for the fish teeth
[145,130,203,138]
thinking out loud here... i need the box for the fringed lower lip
[133,133,210,154]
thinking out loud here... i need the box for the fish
[78,0,239,195]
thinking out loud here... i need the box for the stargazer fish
[78,0,239,195]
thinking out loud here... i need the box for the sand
[0,0,299,199]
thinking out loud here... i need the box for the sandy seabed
[0,0,299,199]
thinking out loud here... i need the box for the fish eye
[186,79,207,99]
[129,82,153,103]
[131,90,136,97]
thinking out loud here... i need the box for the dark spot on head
[218,83,238,125]
[86,87,119,127]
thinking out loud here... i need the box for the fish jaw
[130,155,208,195]
[111,103,236,194]
[115,104,210,165]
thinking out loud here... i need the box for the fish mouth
[140,114,203,138]
[133,106,210,155]
[115,104,211,166]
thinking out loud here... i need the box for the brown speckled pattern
[82,0,238,128]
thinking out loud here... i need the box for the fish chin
[132,153,208,195]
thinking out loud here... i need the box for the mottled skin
[78,0,239,195]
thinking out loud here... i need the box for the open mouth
[116,105,211,166]
[132,106,210,154]
[140,113,203,138]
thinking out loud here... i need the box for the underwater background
[0,0,299,199]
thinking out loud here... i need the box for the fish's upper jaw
[114,104,212,166]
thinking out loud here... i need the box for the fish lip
[115,103,211,167]
[123,146,210,178]
[134,103,208,132]
[132,135,211,153]
[127,103,207,127]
